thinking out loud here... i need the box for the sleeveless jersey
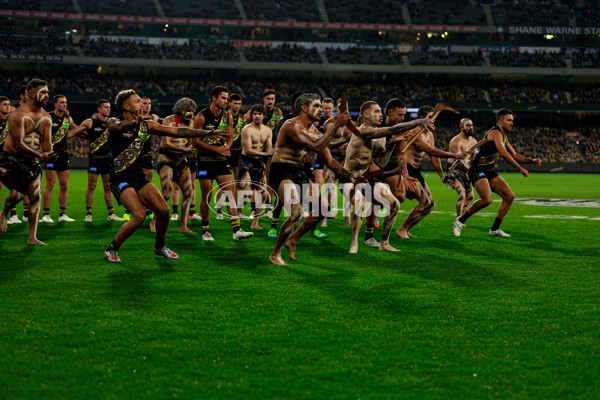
[108,116,151,175]
[50,112,70,154]
[88,118,111,158]
[197,108,228,162]
[263,107,280,132]
[230,113,243,152]
[471,125,507,169]
[0,118,8,150]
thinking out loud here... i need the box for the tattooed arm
[359,117,434,140]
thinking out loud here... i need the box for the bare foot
[379,241,399,252]
[250,222,263,230]
[408,232,416,238]
[344,217,351,227]
[149,219,156,233]
[269,252,287,266]
[0,212,7,232]
[179,227,196,234]
[395,227,410,239]
[27,238,47,245]
[349,243,358,254]
[284,241,297,260]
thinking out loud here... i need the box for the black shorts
[238,154,265,189]
[44,152,70,171]
[197,159,231,180]
[156,153,188,182]
[227,149,241,169]
[187,156,197,174]
[383,160,399,172]
[313,154,324,170]
[142,154,154,170]
[406,164,425,200]
[88,156,112,175]
[268,162,309,196]
[448,168,472,190]
[109,171,152,205]
[468,167,499,184]
[0,152,42,194]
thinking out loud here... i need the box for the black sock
[231,218,240,234]
[107,206,114,216]
[250,202,256,213]
[59,207,66,216]
[10,208,16,217]
[365,223,374,240]
[458,211,471,224]
[270,217,279,230]
[43,207,50,216]
[155,236,165,249]
[189,205,196,216]
[86,206,92,215]
[107,240,121,252]
[202,222,209,234]
[173,205,178,214]
[491,218,503,231]
[145,207,152,216]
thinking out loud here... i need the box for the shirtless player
[268,93,353,265]
[396,106,466,238]
[0,79,56,244]
[239,104,274,229]
[447,118,478,217]
[342,101,435,253]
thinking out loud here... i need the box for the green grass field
[1,171,599,399]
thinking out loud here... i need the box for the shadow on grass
[0,244,35,284]
[104,263,175,310]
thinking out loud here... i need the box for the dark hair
[360,101,378,115]
[229,93,242,102]
[210,86,229,101]
[53,95,66,104]
[97,99,110,108]
[263,89,276,98]
[291,92,303,109]
[0,96,9,103]
[496,108,513,121]
[384,98,406,115]
[115,89,137,110]
[26,79,47,93]
[417,105,434,118]
[295,93,320,114]
[250,104,267,115]
[18,85,28,97]
[141,96,151,101]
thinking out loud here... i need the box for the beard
[464,129,474,137]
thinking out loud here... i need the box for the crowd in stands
[325,46,403,65]
[572,84,600,104]
[409,50,485,67]
[2,70,598,106]
[571,49,600,69]
[488,83,569,104]
[3,0,599,27]
[244,43,321,63]
[489,49,567,68]
[242,0,320,22]
[0,33,77,57]
[579,127,600,163]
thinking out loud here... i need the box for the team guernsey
[108,116,152,202]
[156,115,189,181]
[88,117,112,175]
[468,125,507,183]
[44,112,71,171]
[227,113,243,169]
[0,118,8,151]
[264,107,280,145]
[197,107,230,179]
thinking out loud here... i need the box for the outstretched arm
[320,147,357,182]
[359,118,434,140]
[67,118,92,139]
[286,111,350,152]
[490,131,529,176]
[506,142,542,166]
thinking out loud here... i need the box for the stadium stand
[241,0,320,22]
[161,0,240,19]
